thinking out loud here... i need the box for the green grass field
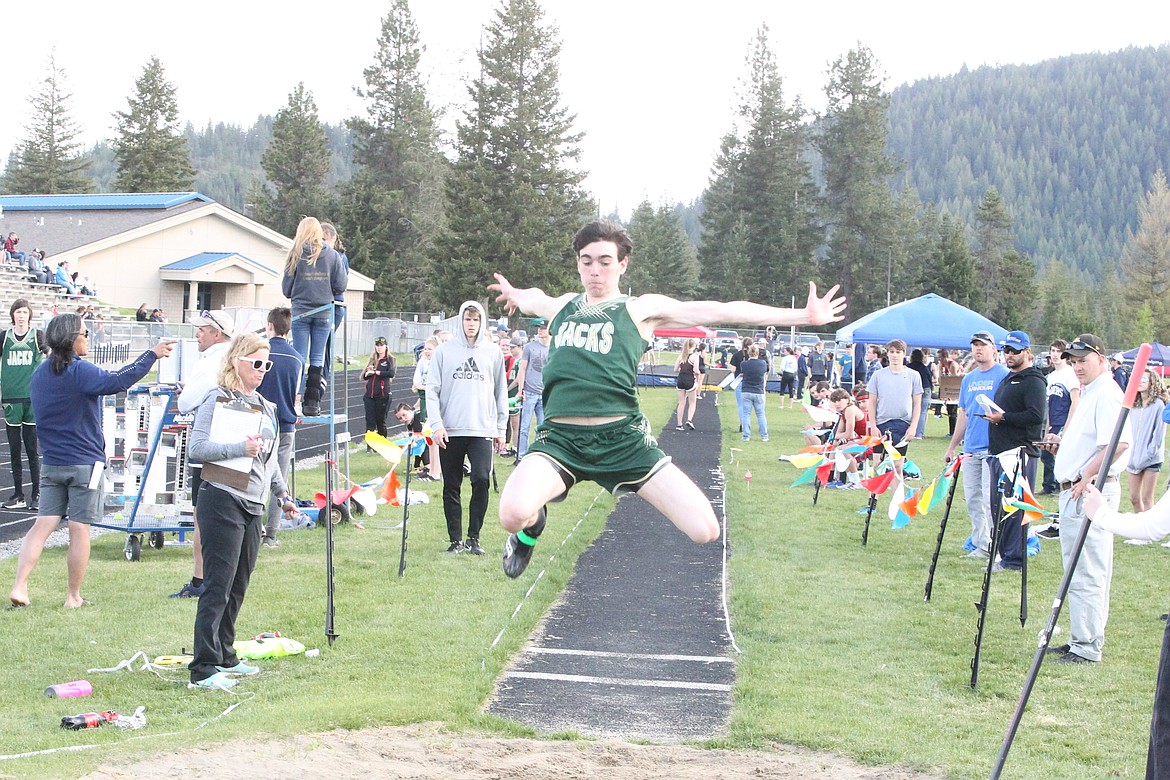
[0,388,1160,777]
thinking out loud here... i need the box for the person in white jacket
[1085,483,1170,778]
[425,301,508,555]
[170,310,234,599]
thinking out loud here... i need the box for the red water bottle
[60,711,117,730]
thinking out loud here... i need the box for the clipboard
[200,395,264,491]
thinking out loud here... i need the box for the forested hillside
[888,45,1170,277]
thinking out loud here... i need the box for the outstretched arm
[630,282,846,333]
[488,273,575,321]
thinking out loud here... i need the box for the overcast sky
[2,1,1167,216]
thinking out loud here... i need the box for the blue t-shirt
[958,363,1010,453]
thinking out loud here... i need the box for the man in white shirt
[1044,334,1130,664]
[170,310,235,598]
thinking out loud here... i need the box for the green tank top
[543,294,647,418]
[1,329,42,402]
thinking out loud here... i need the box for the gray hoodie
[425,301,508,438]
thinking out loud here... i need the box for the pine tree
[431,0,592,308]
[2,53,91,195]
[699,26,819,305]
[973,187,1035,326]
[342,0,446,312]
[815,45,899,314]
[251,83,332,238]
[1120,168,1170,342]
[112,56,196,193]
[626,201,699,298]
[924,213,977,308]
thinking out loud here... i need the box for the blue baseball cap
[1002,331,1031,350]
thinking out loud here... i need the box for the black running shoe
[503,507,545,579]
[446,541,464,554]
[466,538,485,555]
[2,495,26,510]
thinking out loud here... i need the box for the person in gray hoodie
[426,301,508,555]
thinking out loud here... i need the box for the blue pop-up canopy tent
[834,293,1009,349]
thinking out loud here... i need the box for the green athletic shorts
[528,413,671,494]
[3,402,34,426]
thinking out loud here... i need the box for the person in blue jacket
[9,313,174,608]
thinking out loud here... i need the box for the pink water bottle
[45,680,93,699]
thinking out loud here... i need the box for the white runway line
[526,647,733,663]
[505,670,733,692]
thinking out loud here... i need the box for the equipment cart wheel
[149,531,166,550]
[125,534,142,562]
[330,502,351,525]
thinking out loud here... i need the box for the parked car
[715,329,741,349]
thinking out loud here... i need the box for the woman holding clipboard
[186,333,298,691]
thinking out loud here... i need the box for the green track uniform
[531,295,669,493]
[1,328,43,425]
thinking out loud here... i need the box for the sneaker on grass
[465,538,485,555]
[216,661,260,676]
[446,541,464,554]
[170,581,206,598]
[188,672,237,690]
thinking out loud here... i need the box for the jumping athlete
[488,220,846,578]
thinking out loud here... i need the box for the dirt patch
[81,722,941,779]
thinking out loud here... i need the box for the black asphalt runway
[0,369,418,545]
[488,394,735,741]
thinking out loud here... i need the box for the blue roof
[0,192,212,211]
[161,252,277,275]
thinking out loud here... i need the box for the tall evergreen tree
[973,187,1035,327]
[431,0,592,308]
[342,0,446,312]
[251,83,332,238]
[815,45,899,314]
[698,26,819,305]
[1120,168,1170,342]
[2,53,91,195]
[626,201,699,298]
[923,212,977,308]
[112,56,196,193]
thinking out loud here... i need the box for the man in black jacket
[985,330,1047,572]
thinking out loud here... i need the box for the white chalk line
[504,670,732,692]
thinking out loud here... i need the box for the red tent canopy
[652,326,715,339]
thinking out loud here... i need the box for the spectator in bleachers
[136,303,150,322]
[5,233,26,266]
[72,272,96,297]
[54,262,78,295]
[26,250,51,285]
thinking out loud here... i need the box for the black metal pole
[990,344,1150,778]
[398,445,412,578]
[924,457,963,602]
[862,491,877,547]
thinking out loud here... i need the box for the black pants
[189,484,262,682]
[989,452,1037,569]
[6,423,39,498]
[363,395,390,438]
[438,436,492,543]
[1147,618,1170,779]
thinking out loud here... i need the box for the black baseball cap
[1063,334,1105,359]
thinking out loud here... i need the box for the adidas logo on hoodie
[452,357,484,381]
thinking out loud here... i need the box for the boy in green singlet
[488,220,846,578]
[0,299,47,510]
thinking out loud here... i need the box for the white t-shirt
[1053,371,1131,483]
